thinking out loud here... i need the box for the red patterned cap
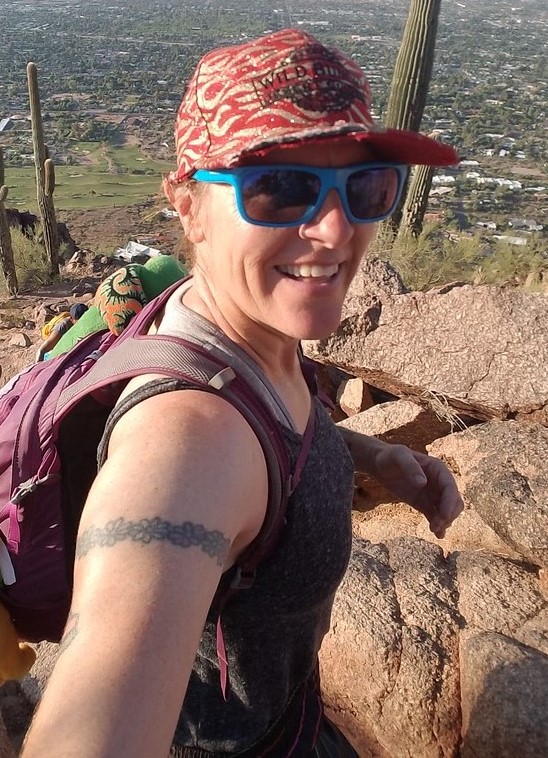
[170,28,459,183]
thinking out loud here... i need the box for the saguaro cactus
[27,61,59,276]
[0,148,19,295]
[399,134,440,238]
[385,0,442,132]
[383,0,442,233]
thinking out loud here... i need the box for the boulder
[63,250,87,272]
[305,284,548,425]
[460,633,548,758]
[337,377,375,416]
[453,551,545,642]
[429,421,548,567]
[7,334,31,348]
[343,256,407,314]
[352,502,522,562]
[320,537,461,758]
[320,537,548,757]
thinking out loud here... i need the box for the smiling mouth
[276,263,340,279]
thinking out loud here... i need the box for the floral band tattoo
[76,517,230,566]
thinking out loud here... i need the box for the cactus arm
[45,158,56,198]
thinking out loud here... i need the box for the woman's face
[176,140,378,343]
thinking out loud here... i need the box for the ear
[163,178,205,243]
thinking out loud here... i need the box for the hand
[369,443,464,539]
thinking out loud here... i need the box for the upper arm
[82,386,268,570]
[38,332,59,353]
[49,320,69,345]
[23,389,268,757]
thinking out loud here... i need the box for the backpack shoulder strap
[56,278,316,577]
[96,373,295,583]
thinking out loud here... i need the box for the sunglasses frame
[192,162,409,227]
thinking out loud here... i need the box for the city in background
[0,0,546,253]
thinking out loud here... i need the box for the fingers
[372,445,464,539]
[411,451,464,538]
[435,486,464,536]
[390,445,428,486]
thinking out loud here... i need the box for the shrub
[9,227,51,289]
[371,223,547,291]
[479,243,547,287]
[371,223,479,290]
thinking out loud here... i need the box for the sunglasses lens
[241,169,321,224]
[347,167,401,220]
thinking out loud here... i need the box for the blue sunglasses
[192,162,408,227]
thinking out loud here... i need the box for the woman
[22,29,462,757]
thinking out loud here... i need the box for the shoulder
[111,382,263,455]
[53,317,72,334]
[99,384,269,555]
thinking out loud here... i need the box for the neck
[184,273,302,381]
[182,275,312,431]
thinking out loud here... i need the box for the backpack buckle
[0,541,16,586]
[11,478,38,504]
[11,473,58,505]
[208,366,236,390]
[230,566,256,590]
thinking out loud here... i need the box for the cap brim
[239,125,460,167]
[358,128,460,166]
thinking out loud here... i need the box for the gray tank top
[152,284,356,755]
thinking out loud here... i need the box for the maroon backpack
[0,281,315,662]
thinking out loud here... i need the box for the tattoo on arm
[58,611,79,656]
[76,517,231,566]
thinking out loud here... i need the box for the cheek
[352,224,376,262]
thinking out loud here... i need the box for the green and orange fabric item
[48,255,188,358]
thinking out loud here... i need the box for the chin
[275,304,344,342]
[293,317,342,341]
[300,327,339,341]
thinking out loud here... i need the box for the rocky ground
[58,201,184,258]
[0,203,185,385]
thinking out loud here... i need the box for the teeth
[278,264,339,278]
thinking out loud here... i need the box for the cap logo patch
[252,45,366,112]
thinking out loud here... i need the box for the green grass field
[3,142,173,211]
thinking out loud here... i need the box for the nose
[299,189,354,247]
